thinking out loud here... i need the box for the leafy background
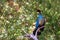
[0,0,60,40]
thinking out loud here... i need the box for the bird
[33,9,45,35]
[23,9,45,40]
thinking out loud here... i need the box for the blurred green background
[0,0,60,40]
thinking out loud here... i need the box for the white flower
[22,28,24,31]
[26,17,30,20]
[46,22,49,24]
[25,23,28,26]
[26,2,29,5]
[11,26,14,30]
[4,33,7,37]
[18,36,24,39]
[0,35,3,38]
[6,21,10,23]
[5,5,9,8]
[45,8,47,11]
[0,16,4,19]
[2,29,6,33]
[22,18,25,21]
[19,15,23,19]
[25,15,27,17]
[9,15,13,19]
[30,26,32,29]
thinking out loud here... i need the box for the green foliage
[0,0,60,40]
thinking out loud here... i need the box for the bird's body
[36,13,44,29]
